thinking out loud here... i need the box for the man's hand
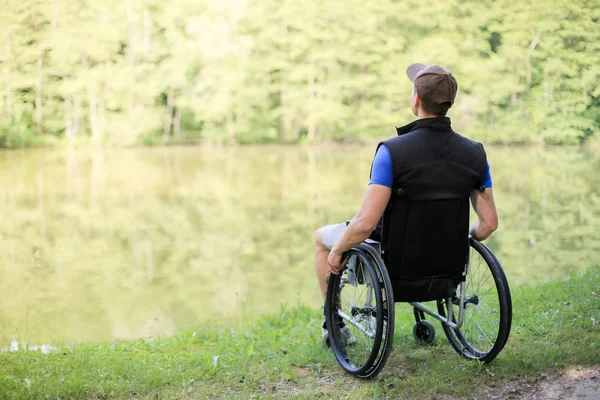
[327,251,348,275]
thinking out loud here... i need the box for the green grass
[1,270,598,399]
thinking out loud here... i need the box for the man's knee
[314,228,325,247]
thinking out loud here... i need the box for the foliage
[0,0,598,147]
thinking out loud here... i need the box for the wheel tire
[437,238,512,363]
[325,243,394,379]
[413,320,436,344]
[357,246,395,379]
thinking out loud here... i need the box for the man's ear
[412,92,421,109]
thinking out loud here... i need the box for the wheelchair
[324,205,512,379]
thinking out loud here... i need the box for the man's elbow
[491,218,498,232]
[489,214,499,232]
[481,218,498,237]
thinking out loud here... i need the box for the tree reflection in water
[0,145,598,346]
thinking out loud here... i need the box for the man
[314,63,499,347]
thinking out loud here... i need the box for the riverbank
[0,270,598,399]
[2,135,600,151]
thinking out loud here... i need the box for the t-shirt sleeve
[369,144,393,188]
[482,161,493,188]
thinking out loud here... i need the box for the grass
[0,270,598,399]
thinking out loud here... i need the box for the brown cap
[406,63,458,109]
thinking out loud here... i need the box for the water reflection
[1,341,56,354]
[0,145,598,346]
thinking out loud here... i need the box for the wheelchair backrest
[381,195,470,281]
[378,193,471,302]
[375,120,488,301]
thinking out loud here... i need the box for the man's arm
[469,188,498,241]
[328,184,391,272]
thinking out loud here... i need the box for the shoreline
[0,141,598,154]
[1,270,598,399]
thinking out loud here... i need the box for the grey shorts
[321,222,347,250]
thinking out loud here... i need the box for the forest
[1,0,599,147]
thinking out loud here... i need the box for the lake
[1,145,599,347]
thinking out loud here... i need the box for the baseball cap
[406,63,458,109]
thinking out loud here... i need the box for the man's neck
[417,111,441,119]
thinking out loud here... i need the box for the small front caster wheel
[413,320,436,344]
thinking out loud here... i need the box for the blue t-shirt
[369,144,493,188]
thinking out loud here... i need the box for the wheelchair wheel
[437,238,512,363]
[325,243,395,379]
[413,320,436,344]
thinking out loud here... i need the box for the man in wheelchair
[314,63,499,350]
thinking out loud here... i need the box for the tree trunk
[127,0,135,66]
[520,96,525,120]
[174,107,182,138]
[5,37,13,145]
[162,86,174,144]
[487,107,494,129]
[65,98,73,141]
[226,112,235,143]
[35,53,43,135]
[280,88,292,142]
[74,95,81,137]
[65,95,80,141]
[279,23,292,142]
[82,56,102,142]
[89,94,102,142]
[127,0,137,133]
[307,65,316,141]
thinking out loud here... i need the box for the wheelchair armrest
[364,238,382,256]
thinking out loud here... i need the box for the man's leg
[314,228,330,299]
[314,223,346,298]
[314,223,356,347]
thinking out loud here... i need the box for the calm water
[1,145,599,346]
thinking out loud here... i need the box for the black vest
[375,117,488,301]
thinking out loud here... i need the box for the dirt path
[485,366,600,400]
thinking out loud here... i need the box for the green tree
[0,0,598,147]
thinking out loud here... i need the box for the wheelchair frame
[325,237,512,379]
[408,246,470,332]
[336,240,468,338]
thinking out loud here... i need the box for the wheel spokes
[459,250,501,354]
[336,260,379,367]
